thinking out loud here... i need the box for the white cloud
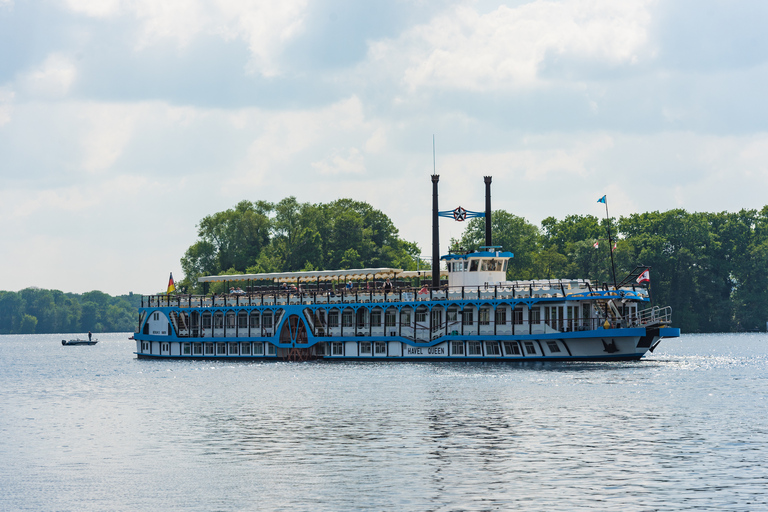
[18,54,77,98]
[370,0,655,91]
[311,147,366,175]
[0,173,149,220]
[62,0,309,76]
[0,87,13,126]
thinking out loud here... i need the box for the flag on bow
[636,269,650,285]
[167,272,176,294]
[597,195,606,203]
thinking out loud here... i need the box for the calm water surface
[1,333,767,511]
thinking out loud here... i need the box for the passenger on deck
[383,279,393,292]
[418,285,429,295]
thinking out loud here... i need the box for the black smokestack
[432,174,440,288]
[484,176,492,248]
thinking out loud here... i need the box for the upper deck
[140,277,649,309]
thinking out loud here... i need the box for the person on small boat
[88,331,92,342]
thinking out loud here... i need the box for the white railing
[638,306,672,326]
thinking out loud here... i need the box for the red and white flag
[613,241,617,251]
[593,241,599,249]
[636,269,650,285]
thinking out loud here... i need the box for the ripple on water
[1,333,767,511]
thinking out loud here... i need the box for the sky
[2,0,768,296]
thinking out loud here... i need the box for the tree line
[179,197,423,293]
[180,196,768,333]
[455,207,768,333]
[0,289,140,334]
[4,198,766,335]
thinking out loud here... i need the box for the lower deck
[135,330,677,361]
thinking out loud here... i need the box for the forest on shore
[0,289,141,335]
[180,197,768,334]
[3,196,767,334]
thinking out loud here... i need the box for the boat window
[468,341,482,355]
[253,343,264,355]
[415,308,427,323]
[266,343,276,355]
[183,343,191,355]
[332,342,343,355]
[342,310,353,327]
[328,310,339,327]
[479,308,491,325]
[503,341,520,355]
[524,341,536,354]
[452,341,464,355]
[360,342,372,354]
[547,341,561,353]
[462,309,473,325]
[375,342,386,354]
[193,343,202,355]
[385,309,397,327]
[447,309,458,322]
[229,342,238,355]
[371,310,382,327]
[241,343,251,355]
[217,343,226,355]
[469,260,479,271]
[204,343,214,355]
[485,342,500,355]
[238,313,248,329]
[495,307,507,324]
[250,311,260,327]
[400,310,412,325]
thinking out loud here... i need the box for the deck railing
[141,281,648,309]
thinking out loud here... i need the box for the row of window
[167,304,618,333]
[447,259,508,272]
[327,340,564,357]
[142,340,564,357]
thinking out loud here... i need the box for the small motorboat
[62,339,98,346]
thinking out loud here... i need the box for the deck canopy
[198,268,404,284]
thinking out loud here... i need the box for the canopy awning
[399,270,449,278]
[198,267,403,284]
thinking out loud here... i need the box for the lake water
[1,333,766,511]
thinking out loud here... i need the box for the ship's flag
[613,241,617,251]
[167,272,176,294]
[636,269,650,285]
[593,240,599,249]
[597,195,606,203]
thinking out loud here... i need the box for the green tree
[18,314,38,334]
[454,210,542,280]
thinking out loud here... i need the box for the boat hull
[133,327,680,362]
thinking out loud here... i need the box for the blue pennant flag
[597,195,606,204]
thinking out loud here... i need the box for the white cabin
[442,251,514,288]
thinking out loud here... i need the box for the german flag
[167,272,176,294]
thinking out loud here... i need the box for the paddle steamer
[133,176,679,361]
